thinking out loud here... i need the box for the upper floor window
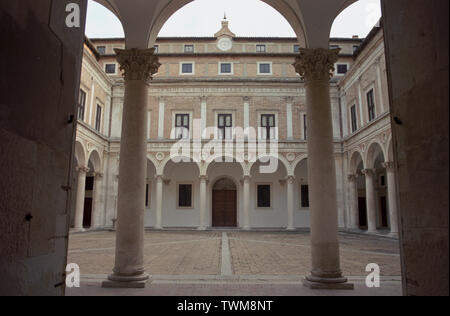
[261,114,276,140]
[175,114,190,139]
[352,45,359,54]
[367,89,376,121]
[184,45,194,53]
[256,44,266,53]
[258,62,272,75]
[219,62,233,74]
[153,45,159,53]
[180,62,194,74]
[218,114,232,140]
[105,64,116,74]
[330,44,340,50]
[95,105,102,132]
[350,105,358,133]
[97,46,106,55]
[336,64,348,75]
[78,89,86,121]
[293,45,300,53]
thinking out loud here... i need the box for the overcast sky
[85,0,381,39]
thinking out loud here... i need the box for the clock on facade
[217,38,232,51]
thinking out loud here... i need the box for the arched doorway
[212,178,237,227]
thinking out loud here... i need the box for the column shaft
[155,175,163,229]
[363,169,377,232]
[294,48,352,288]
[242,176,250,230]
[74,167,88,230]
[384,162,398,234]
[348,174,359,229]
[199,176,207,230]
[92,173,104,228]
[287,176,295,230]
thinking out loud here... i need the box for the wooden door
[212,190,237,227]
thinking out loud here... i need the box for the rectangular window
[261,114,276,140]
[184,45,194,53]
[367,89,376,121]
[105,64,116,74]
[178,184,192,208]
[175,114,190,139]
[259,63,271,74]
[256,44,266,53]
[330,44,340,50]
[301,185,309,208]
[257,184,271,208]
[181,63,193,74]
[336,64,348,75]
[351,105,358,133]
[303,114,307,140]
[293,44,300,53]
[78,89,86,121]
[95,105,102,132]
[145,183,150,207]
[220,63,232,74]
[218,114,233,140]
[153,45,159,53]
[97,46,106,55]
[353,45,359,54]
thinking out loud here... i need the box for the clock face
[218,38,232,51]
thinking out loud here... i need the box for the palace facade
[73,19,396,234]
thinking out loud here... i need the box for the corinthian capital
[114,48,161,82]
[293,48,340,81]
[382,161,395,171]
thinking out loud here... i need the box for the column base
[154,226,163,230]
[197,226,207,231]
[286,227,295,231]
[242,226,251,231]
[302,275,354,290]
[102,273,150,289]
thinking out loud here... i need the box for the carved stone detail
[293,48,340,81]
[114,48,161,82]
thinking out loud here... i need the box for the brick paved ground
[68,230,400,277]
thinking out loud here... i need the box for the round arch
[249,154,290,176]
[147,154,160,173]
[75,140,87,167]
[160,154,201,176]
[349,149,364,173]
[291,154,308,174]
[147,0,307,47]
[87,149,103,173]
[386,135,394,162]
[365,141,386,169]
[204,154,245,176]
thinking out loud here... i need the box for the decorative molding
[286,153,296,162]
[361,168,375,176]
[293,48,340,81]
[76,166,90,174]
[114,48,161,82]
[382,161,394,171]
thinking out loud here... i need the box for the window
[353,45,359,54]
[218,114,232,140]
[178,184,192,208]
[258,63,271,74]
[256,44,266,53]
[145,183,150,207]
[95,105,102,132]
[220,63,232,74]
[85,176,94,191]
[105,64,116,74]
[257,184,271,208]
[301,185,309,208]
[261,114,276,140]
[97,46,106,55]
[78,89,86,121]
[181,63,194,74]
[293,44,300,53]
[350,105,358,133]
[153,45,159,53]
[175,114,190,139]
[380,175,386,187]
[303,114,307,140]
[336,64,348,75]
[184,45,194,53]
[330,44,340,50]
[367,89,376,121]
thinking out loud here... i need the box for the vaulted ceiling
[94,0,358,48]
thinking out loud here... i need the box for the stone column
[242,175,251,230]
[103,48,160,288]
[74,166,89,231]
[347,174,359,229]
[198,175,208,230]
[286,176,295,230]
[155,175,164,230]
[362,168,377,233]
[383,162,398,235]
[92,172,104,228]
[293,48,352,289]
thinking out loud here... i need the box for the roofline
[353,19,383,58]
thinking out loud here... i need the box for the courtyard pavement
[66,230,402,296]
